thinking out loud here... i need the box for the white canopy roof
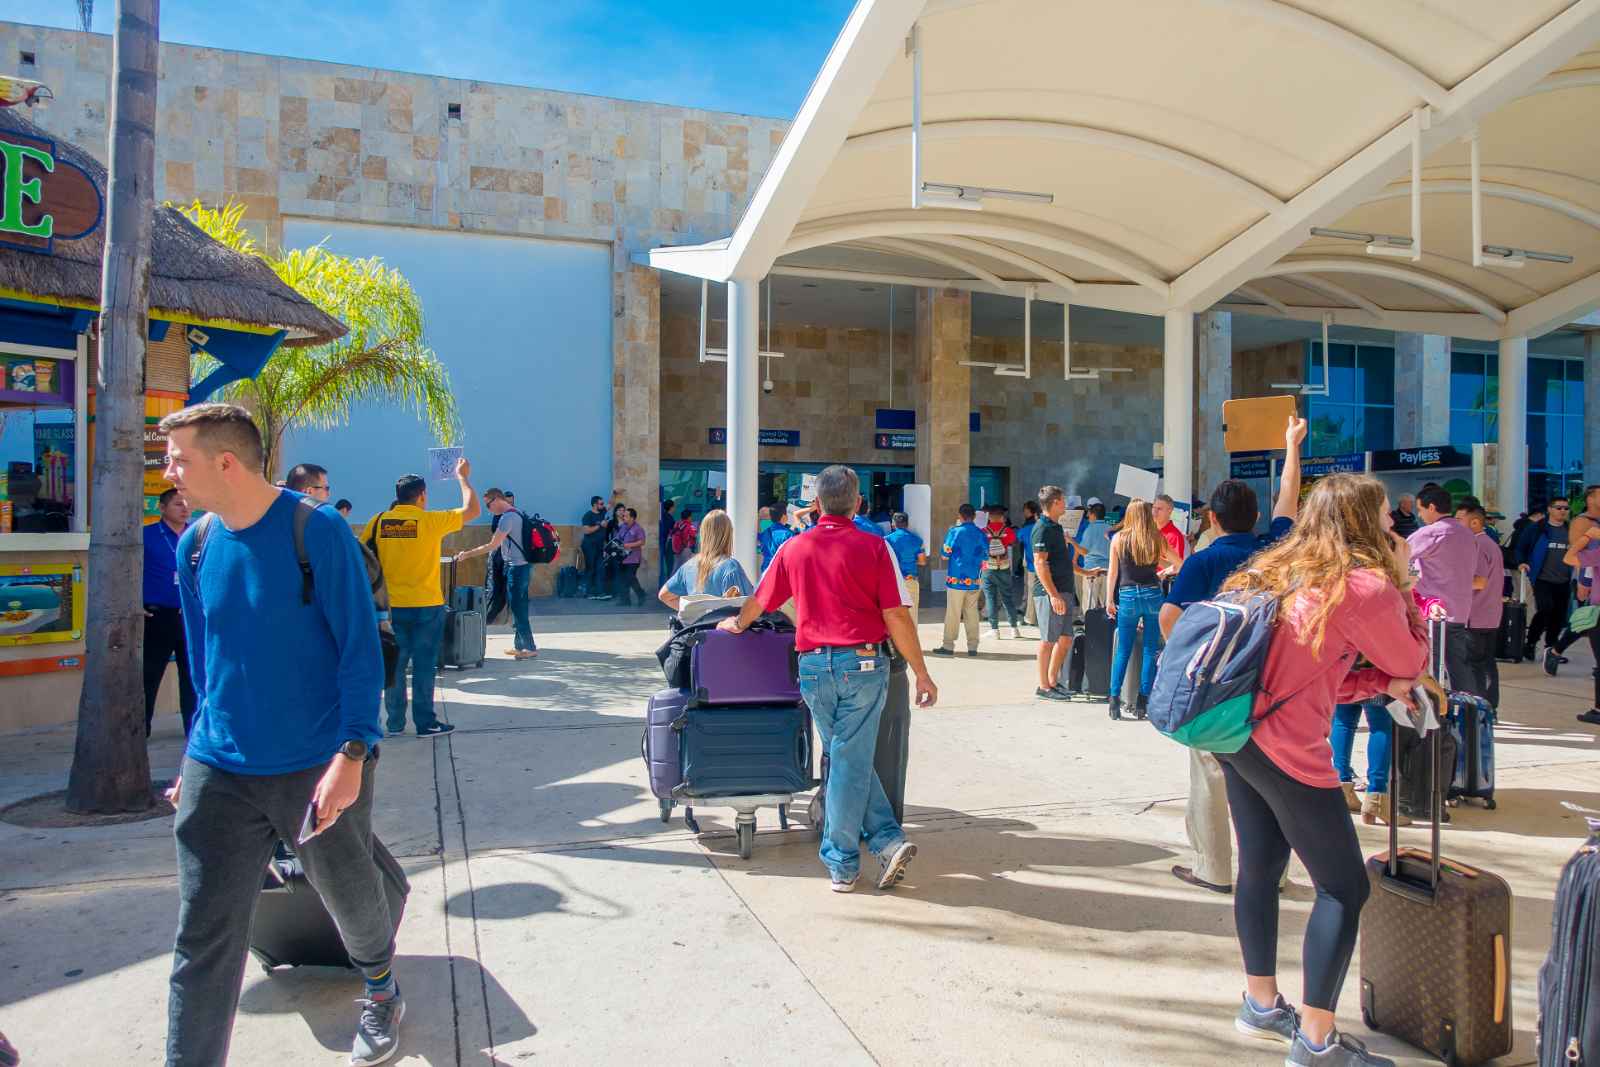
[647,0,1600,342]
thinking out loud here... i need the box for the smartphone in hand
[296,800,320,845]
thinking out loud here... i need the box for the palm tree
[177,201,459,479]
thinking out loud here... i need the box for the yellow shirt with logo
[361,504,465,608]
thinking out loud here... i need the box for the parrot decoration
[0,76,53,109]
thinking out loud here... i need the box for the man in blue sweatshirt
[159,403,400,1067]
[931,503,989,656]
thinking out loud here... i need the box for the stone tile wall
[915,290,972,530]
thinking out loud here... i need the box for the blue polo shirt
[142,519,185,609]
[1165,516,1294,609]
[942,521,988,589]
[884,527,924,578]
[1018,520,1038,573]
[853,514,886,537]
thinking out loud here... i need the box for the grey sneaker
[1286,1029,1394,1066]
[1036,686,1071,701]
[350,988,405,1066]
[876,840,917,889]
[1233,992,1297,1043]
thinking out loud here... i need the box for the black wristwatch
[337,740,369,762]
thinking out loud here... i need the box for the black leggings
[1528,578,1571,652]
[1219,740,1371,1011]
[1553,625,1600,707]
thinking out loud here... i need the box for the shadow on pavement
[237,952,535,1063]
[447,881,564,920]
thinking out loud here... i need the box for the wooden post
[66,0,160,812]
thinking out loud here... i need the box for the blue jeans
[1109,585,1165,698]
[386,605,445,732]
[1330,701,1392,793]
[798,648,905,880]
[506,563,534,651]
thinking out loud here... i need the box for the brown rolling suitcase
[1358,619,1513,1066]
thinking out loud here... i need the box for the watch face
[342,741,368,759]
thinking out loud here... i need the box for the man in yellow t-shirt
[362,458,480,737]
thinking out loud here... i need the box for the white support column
[1163,309,1196,509]
[1498,336,1529,514]
[726,278,761,579]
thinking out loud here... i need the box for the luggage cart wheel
[807,793,823,831]
[684,808,701,834]
[737,820,755,860]
[778,803,789,830]
[476,659,484,668]
[1484,797,1496,810]
[658,799,672,823]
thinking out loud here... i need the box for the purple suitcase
[689,627,800,706]
[644,688,689,802]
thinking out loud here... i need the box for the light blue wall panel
[280,221,611,525]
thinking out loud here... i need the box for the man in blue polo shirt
[884,512,927,619]
[1161,415,1304,897]
[143,487,197,736]
[932,503,988,656]
[718,465,937,893]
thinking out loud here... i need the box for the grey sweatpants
[167,754,394,1066]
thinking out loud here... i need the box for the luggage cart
[661,792,803,860]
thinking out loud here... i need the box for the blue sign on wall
[1302,453,1366,477]
[1230,451,1272,479]
[709,427,800,447]
[874,431,916,450]
[875,408,915,430]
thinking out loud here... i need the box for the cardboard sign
[1113,463,1159,502]
[1222,395,1299,453]
[426,446,463,483]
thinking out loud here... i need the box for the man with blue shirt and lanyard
[158,403,403,1066]
[884,512,927,620]
[932,503,988,657]
[1161,415,1305,896]
[143,487,196,736]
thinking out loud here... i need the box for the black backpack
[184,497,399,688]
[516,510,560,565]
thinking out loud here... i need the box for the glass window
[1450,410,1485,449]
[1,350,78,534]
[1527,414,1549,472]
[1564,417,1584,476]
[1528,357,1564,414]
[1449,351,1485,411]
[1363,410,1394,451]
[1358,346,1395,405]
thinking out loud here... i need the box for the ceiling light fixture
[1309,227,1416,258]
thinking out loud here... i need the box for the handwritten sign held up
[1113,463,1159,502]
[427,446,463,483]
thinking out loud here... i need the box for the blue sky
[28,1,856,118]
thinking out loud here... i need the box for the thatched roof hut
[0,106,345,347]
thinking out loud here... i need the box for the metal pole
[1497,336,1529,514]
[1163,309,1195,510]
[909,24,921,208]
[727,279,761,578]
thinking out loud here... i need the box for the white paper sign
[427,446,463,483]
[1114,463,1160,501]
[1061,508,1084,535]
[800,473,818,502]
[706,469,728,491]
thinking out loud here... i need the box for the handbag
[1569,604,1599,634]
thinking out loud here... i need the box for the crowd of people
[136,394,1599,1067]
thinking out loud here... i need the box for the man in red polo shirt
[719,465,937,893]
[1152,493,1187,574]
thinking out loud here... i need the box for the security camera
[762,379,774,394]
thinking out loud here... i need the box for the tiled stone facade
[915,290,972,530]
[1195,311,1232,499]
[1395,333,1451,448]
[967,338,1164,503]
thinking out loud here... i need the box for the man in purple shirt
[1456,497,1503,707]
[1407,485,1486,698]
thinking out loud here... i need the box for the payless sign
[0,130,103,254]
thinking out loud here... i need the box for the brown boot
[1362,792,1412,826]
[1341,781,1361,813]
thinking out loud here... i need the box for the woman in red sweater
[1215,474,1429,1067]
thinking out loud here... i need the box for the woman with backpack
[1213,474,1428,1066]
[658,509,753,612]
[1104,497,1179,719]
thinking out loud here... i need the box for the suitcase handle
[1386,617,1446,896]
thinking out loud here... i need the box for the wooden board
[1223,395,1299,453]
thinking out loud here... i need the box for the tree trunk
[66,0,160,813]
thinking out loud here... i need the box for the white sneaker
[876,840,917,890]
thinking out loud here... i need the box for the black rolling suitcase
[1079,607,1113,697]
[1065,623,1087,692]
[250,837,409,972]
[1496,569,1529,663]
[1358,618,1514,1065]
[438,557,486,669]
[810,642,912,828]
[1537,808,1600,1067]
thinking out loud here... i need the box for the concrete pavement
[1,606,1596,1065]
